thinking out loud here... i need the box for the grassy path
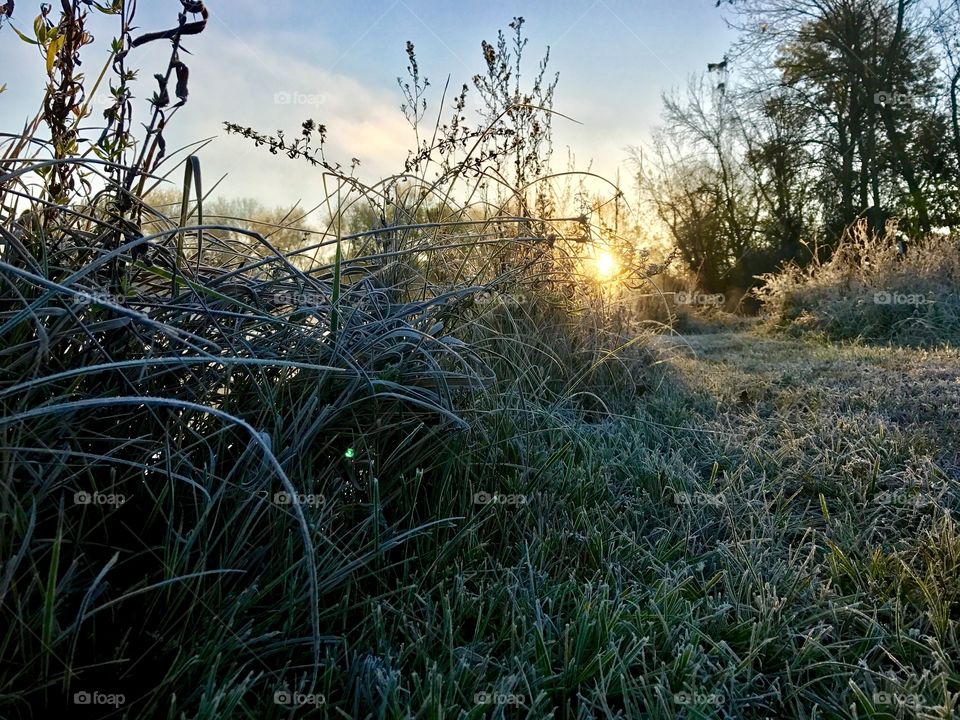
[653,327,959,479]
[387,327,960,718]
[634,326,960,718]
[283,326,960,718]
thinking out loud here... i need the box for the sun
[593,251,619,280]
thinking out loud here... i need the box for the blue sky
[1,1,735,207]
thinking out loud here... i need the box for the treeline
[637,0,960,293]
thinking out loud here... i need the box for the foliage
[756,219,960,345]
[0,8,652,717]
[645,0,960,292]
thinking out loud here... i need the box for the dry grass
[755,220,960,346]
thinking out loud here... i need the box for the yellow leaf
[46,35,65,75]
[33,15,46,44]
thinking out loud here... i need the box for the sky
[0,1,736,209]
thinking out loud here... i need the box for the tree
[741,92,819,264]
[727,0,941,235]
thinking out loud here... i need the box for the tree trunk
[880,107,932,233]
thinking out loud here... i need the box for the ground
[380,324,960,718]
[629,324,960,718]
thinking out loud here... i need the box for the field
[3,1,960,718]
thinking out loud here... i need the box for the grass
[0,144,666,716]
[3,6,959,717]
[755,219,960,348]
[5,209,959,717]
[4,146,959,718]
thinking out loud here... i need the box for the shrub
[755,219,960,346]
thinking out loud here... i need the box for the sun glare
[593,251,619,280]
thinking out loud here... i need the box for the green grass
[3,74,959,720]
[5,240,958,718]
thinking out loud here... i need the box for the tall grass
[755,219,960,346]
[0,6,654,716]
[0,150,659,716]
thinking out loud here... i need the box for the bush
[755,220,960,346]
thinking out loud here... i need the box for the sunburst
[593,251,619,279]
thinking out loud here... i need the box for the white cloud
[155,28,415,209]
